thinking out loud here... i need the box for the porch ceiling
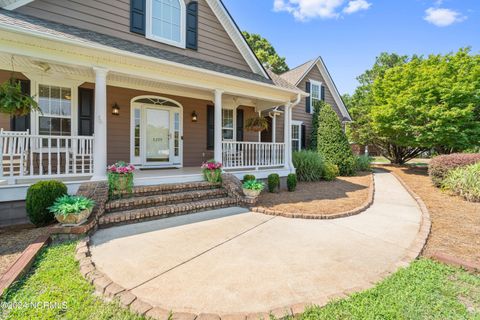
[0,53,283,110]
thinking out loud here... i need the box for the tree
[309,100,322,151]
[317,102,357,176]
[242,31,289,74]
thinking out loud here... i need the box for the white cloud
[273,0,345,21]
[343,0,372,14]
[424,7,466,27]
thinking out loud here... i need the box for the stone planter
[243,188,261,199]
[55,208,92,227]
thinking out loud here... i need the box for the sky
[222,0,479,95]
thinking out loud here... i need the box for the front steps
[99,181,237,228]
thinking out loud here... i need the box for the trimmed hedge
[267,173,280,193]
[243,174,256,182]
[429,153,480,187]
[287,174,297,192]
[317,102,357,176]
[443,162,480,202]
[293,151,325,182]
[26,180,68,226]
[323,162,339,181]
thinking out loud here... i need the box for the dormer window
[146,0,186,48]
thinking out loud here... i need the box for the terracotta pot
[243,188,262,198]
[55,208,92,226]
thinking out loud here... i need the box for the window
[222,109,234,140]
[147,0,185,47]
[291,122,302,151]
[310,80,322,114]
[38,84,72,137]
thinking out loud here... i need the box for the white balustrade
[222,141,285,170]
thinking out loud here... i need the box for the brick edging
[74,171,432,319]
[0,235,51,297]
[251,173,375,220]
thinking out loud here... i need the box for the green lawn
[1,242,479,320]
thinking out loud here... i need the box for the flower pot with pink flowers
[201,160,223,183]
[107,161,135,200]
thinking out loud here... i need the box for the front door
[131,98,183,168]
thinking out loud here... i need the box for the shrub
[267,173,280,193]
[243,174,256,182]
[429,153,480,187]
[26,180,68,226]
[292,150,325,182]
[316,101,357,176]
[323,162,339,181]
[356,155,373,172]
[442,162,480,202]
[287,174,297,192]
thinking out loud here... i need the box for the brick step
[128,181,222,197]
[98,197,238,228]
[105,188,229,213]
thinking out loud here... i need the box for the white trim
[293,57,351,121]
[145,0,186,49]
[291,120,302,152]
[205,0,269,79]
[2,0,34,10]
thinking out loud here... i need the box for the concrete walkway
[90,171,423,315]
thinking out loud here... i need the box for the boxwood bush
[243,174,256,182]
[26,180,68,226]
[292,150,325,182]
[429,153,480,187]
[287,174,297,192]
[323,162,339,181]
[442,162,480,202]
[267,173,280,193]
[316,101,357,176]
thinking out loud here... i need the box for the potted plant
[245,116,269,132]
[201,160,223,183]
[107,161,135,199]
[0,79,40,116]
[48,195,95,226]
[242,180,265,198]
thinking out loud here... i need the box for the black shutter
[78,88,95,136]
[186,1,198,50]
[305,81,311,113]
[236,109,244,142]
[301,124,306,150]
[321,84,326,101]
[206,105,214,150]
[130,0,146,35]
[10,79,31,132]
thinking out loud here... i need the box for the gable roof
[0,9,273,84]
[0,0,269,80]
[280,57,352,121]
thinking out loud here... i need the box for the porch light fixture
[112,103,120,116]
[191,111,198,122]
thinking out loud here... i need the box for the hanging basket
[245,116,269,132]
[0,79,40,116]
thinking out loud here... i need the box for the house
[275,58,352,150]
[0,0,312,205]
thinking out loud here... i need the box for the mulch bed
[377,165,480,265]
[254,172,372,217]
[0,225,50,276]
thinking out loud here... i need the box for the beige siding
[292,66,342,149]
[17,0,253,72]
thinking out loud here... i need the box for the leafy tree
[317,102,357,176]
[242,31,289,74]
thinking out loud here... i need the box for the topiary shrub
[442,162,480,202]
[243,174,256,182]
[317,101,357,176]
[267,173,280,193]
[292,150,325,182]
[323,162,339,181]
[26,180,68,226]
[356,155,373,172]
[429,153,480,187]
[287,174,297,192]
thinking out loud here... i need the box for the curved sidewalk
[89,171,427,316]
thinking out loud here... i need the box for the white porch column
[272,114,277,143]
[284,103,293,170]
[214,89,223,163]
[92,67,109,180]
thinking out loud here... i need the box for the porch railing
[222,141,285,170]
[0,130,94,184]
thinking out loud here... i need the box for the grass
[297,259,480,320]
[1,243,479,320]
[372,157,431,166]
[0,241,145,320]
